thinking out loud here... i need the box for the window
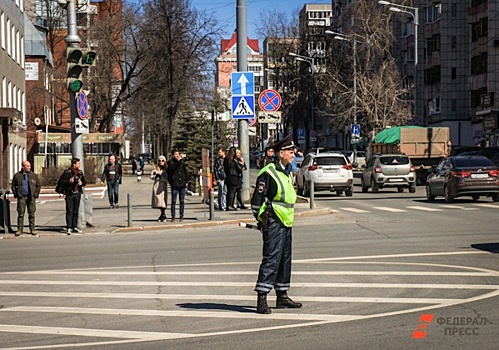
[470,87,487,108]
[471,53,487,75]
[451,36,456,49]
[425,4,441,23]
[424,66,441,85]
[451,67,456,80]
[471,18,488,42]
[1,12,4,50]
[427,34,441,55]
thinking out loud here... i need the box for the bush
[40,157,99,187]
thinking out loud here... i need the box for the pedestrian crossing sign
[231,95,255,119]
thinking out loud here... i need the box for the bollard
[209,188,215,220]
[85,193,94,227]
[127,193,132,227]
[310,180,315,209]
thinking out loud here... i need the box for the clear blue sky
[191,0,329,40]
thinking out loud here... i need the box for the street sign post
[231,72,255,119]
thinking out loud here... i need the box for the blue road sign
[297,128,305,140]
[76,91,89,119]
[231,72,255,119]
[232,96,255,119]
[351,124,361,136]
[231,72,254,96]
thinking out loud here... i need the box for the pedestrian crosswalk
[0,252,497,348]
[333,203,498,214]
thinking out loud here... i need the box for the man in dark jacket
[58,158,87,235]
[11,160,41,236]
[214,147,227,211]
[100,154,123,208]
[167,149,188,222]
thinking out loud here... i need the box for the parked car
[361,154,416,193]
[296,152,354,197]
[426,155,499,202]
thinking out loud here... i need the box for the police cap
[273,133,296,152]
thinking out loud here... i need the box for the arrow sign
[231,72,254,96]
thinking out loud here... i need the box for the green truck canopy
[374,126,421,144]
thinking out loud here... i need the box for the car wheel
[492,194,499,202]
[361,178,368,193]
[472,195,480,202]
[409,184,416,193]
[397,187,404,193]
[336,190,343,196]
[303,180,310,197]
[426,184,436,201]
[345,188,353,197]
[371,178,379,193]
[444,185,454,203]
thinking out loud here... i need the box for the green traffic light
[68,79,83,92]
[82,51,97,65]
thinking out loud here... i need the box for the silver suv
[361,154,416,193]
[296,152,354,197]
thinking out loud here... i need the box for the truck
[366,126,451,184]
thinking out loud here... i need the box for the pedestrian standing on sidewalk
[11,160,41,236]
[167,149,188,222]
[100,154,123,209]
[235,148,247,209]
[58,158,87,235]
[224,146,245,211]
[151,155,169,222]
[131,157,137,175]
[214,147,227,211]
[251,133,302,314]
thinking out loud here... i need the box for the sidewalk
[1,163,331,238]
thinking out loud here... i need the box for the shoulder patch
[257,181,266,193]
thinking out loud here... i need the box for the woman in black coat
[224,146,246,211]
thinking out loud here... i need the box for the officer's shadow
[177,302,255,313]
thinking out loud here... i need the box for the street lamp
[289,52,315,148]
[325,30,360,164]
[378,0,420,123]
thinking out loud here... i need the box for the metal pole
[237,0,250,203]
[414,8,420,125]
[65,0,86,229]
[311,61,315,148]
[310,180,315,209]
[352,40,358,165]
[209,188,215,220]
[127,193,132,227]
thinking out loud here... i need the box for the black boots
[276,291,302,309]
[257,293,271,314]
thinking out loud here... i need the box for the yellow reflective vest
[257,163,297,227]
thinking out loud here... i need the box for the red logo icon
[412,314,435,339]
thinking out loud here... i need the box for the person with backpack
[214,147,227,211]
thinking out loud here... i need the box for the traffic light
[66,48,97,92]
[67,48,83,92]
[81,50,97,66]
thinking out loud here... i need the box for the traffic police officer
[251,133,302,314]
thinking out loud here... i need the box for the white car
[296,152,354,197]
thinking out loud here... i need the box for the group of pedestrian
[150,149,188,222]
[214,146,248,211]
[11,134,302,315]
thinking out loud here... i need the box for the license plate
[388,178,404,182]
[471,173,489,179]
[323,169,339,173]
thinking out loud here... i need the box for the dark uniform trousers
[255,216,292,294]
[65,193,81,229]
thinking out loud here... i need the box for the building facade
[0,0,26,188]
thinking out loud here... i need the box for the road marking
[473,203,499,209]
[0,280,496,289]
[438,205,479,210]
[373,207,407,212]
[6,270,493,277]
[340,207,370,213]
[0,292,466,304]
[406,206,443,212]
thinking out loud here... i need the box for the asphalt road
[0,176,498,350]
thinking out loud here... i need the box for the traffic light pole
[236,0,250,203]
[65,0,86,229]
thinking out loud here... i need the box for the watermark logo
[412,314,435,339]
